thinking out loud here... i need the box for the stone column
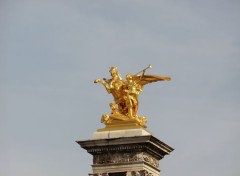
[76,129,173,176]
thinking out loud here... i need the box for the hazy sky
[0,0,240,176]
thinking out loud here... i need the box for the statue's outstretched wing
[132,74,171,86]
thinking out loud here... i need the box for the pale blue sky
[0,0,240,176]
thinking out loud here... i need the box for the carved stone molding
[127,170,155,176]
[78,135,174,161]
[90,170,155,176]
[93,152,159,169]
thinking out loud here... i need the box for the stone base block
[93,129,152,139]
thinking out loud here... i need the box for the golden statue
[94,65,171,130]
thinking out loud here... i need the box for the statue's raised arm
[94,67,123,94]
[94,65,171,130]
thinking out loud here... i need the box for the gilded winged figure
[94,65,171,128]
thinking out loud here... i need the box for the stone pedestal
[76,129,173,176]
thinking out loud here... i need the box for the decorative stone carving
[142,153,159,168]
[78,135,173,176]
[93,152,159,169]
[127,171,142,176]
[90,170,155,176]
[142,170,154,176]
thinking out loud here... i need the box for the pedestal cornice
[77,135,173,160]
